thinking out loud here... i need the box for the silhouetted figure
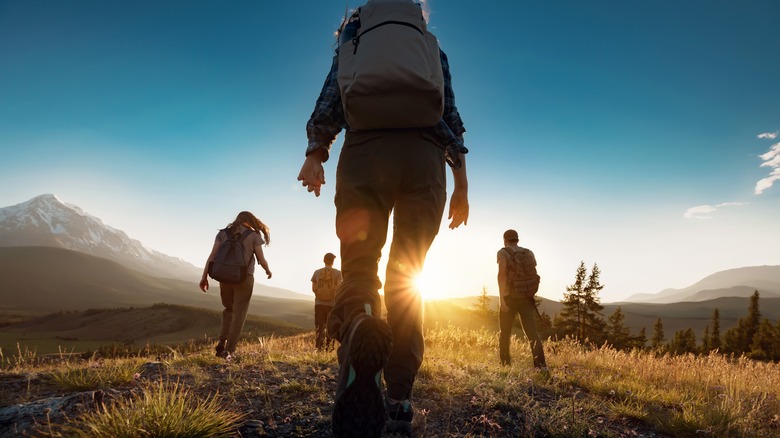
[311,252,342,350]
[297,1,469,435]
[199,211,271,359]
[497,229,546,368]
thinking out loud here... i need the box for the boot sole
[332,316,393,437]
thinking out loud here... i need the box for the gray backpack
[208,229,253,284]
[337,0,444,130]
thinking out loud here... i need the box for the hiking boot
[386,398,414,437]
[332,313,393,437]
[215,340,227,357]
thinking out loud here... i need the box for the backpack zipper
[352,20,424,54]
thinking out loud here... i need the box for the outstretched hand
[297,154,326,197]
[448,186,469,229]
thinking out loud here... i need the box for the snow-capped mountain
[0,194,199,280]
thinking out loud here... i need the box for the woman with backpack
[199,211,272,358]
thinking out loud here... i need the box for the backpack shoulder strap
[501,247,515,260]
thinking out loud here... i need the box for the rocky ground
[1,352,671,438]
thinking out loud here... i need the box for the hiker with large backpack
[199,211,272,359]
[311,252,343,351]
[497,229,547,369]
[297,1,469,436]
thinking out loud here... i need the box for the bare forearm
[497,273,508,297]
[451,153,468,190]
[257,256,270,274]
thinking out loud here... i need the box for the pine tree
[749,319,778,362]
[606,306,631,350]
[745,290,761,349]
[474,286,494,318]
[650,318,665,350]
[582,263,606,344]
[710,308,721,352]
[669,328,697,355]
[721,319,746,355]
[629,326,648,350]
[554,262,606,344]
[555,261,588,340]
[536,310,554,340]
[701,326,711,353]
[721,292,763,356]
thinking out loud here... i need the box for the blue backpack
[208,229,253,284]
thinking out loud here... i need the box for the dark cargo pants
[327,128,447,401]
[314,303,334,350]
[499,296,546,368]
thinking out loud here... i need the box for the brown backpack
[337,0,444,130]
[503,247,541,298]
[315,268,337,301]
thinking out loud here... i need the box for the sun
[414,266,450,301]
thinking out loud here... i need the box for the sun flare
[414,267,450,301]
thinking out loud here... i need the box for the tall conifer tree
[745,290,761,349]
[606,306,631,350]
[710,308,721,351]
[554,262,606,344]
[582,263,606,343]
[651,318,665,350]
[555,261,588,340]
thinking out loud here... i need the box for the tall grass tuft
[1,343,40,370]
[49,357,143,391]
[61,380,245,437]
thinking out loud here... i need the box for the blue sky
[1,0,779,302]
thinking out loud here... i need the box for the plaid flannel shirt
[305,49,468,169]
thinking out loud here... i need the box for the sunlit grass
[2,323,779,437]
[49,357,144,391]
[61,380,244,437]
[1,343,41,370]
[420,328,780,437]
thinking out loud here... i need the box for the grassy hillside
[0,304,303,355]
[2,324,778,437]
[0,246,314,327]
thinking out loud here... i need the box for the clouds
[686,131,779,218]
[755,134,780,195]
[683,202,746,219]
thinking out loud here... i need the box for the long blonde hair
[227,211,270,246]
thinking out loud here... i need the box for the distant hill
[0,194,309,301]
[0,246,313,328]
[0,303,302,354]
[624,265,780,303]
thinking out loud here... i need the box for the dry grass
[2,326,778,437]
[58,380,245,437]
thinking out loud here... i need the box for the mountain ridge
[0,246,314,328]
[0,194,308,301]
[624,265,780,303]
